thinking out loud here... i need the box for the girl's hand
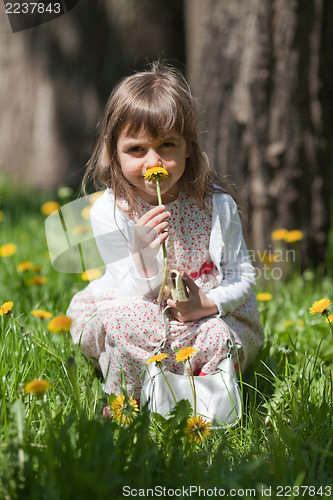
[133,205,170,278]
[167,272,218,322]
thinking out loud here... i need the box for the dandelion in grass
[309,298,330,316]
[17,261,34,272]
[25,379,51,395]
[271,229,289,241]
[81,269,103,281]
[0,210,3,222]
[111,394,139,425]
[27,276,48,286]
[144,165,169,303]
[260,252,280,265]
[185,415,211,445]
[89,192,104,205]
[48,315,72,332]
[284,320,294,327]
[285,230,304,243]
[41,201,60,215]
[310,298,332,336]
[0,301,13,316]
[256,293,273,302]
[31,309,52,319]
[80,205,91,220]
[73,224,91,235]
[0,243,17,257]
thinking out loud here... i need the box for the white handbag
[140,354,242,427]
[140,297,242,427]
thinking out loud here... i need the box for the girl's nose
[145,148,161,168]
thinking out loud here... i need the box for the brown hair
[82,61,237,211]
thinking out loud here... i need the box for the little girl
[67,62,264,399]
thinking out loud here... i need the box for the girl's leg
[166,315,233,375]
[67,282,120,367]
[222,291,264,369]
[100,296,165,399]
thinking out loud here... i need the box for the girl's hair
[82,61,237,211]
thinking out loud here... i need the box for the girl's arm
[89,191,165,298]
[205,193,256,316]
[167,194,256,322]
[132,204,170,279]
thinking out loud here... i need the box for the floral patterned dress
[67,189,264,398]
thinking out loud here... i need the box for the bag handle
[151,305,171,355]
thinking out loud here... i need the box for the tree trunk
[185,0,333,267]
[0,0,184,189]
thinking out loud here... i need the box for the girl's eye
[160,142,175,148]
[128,146,144,153]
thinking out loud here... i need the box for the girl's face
[117,126,190,204]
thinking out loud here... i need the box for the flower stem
[155,179,168,303]
[182,359,197,416]
[188,360,197,416]
[158,365,177,406]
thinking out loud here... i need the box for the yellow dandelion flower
[0,243,17,257]
[309,298,331,316]
[0,301,14,316]
[31,309,53,319]
[297,320,304,326]
[284,320,294,327]
[89,192,104,205]
[0,210,3,222]
[185,415,211,445]
[256,293,273,302]
[144,166,169,182]
[111,394,139,424]
[25,379,51,395]
[285,230,304,243]
[33,265,42,273]
[48,315,72,332]
[265,253,280,264]
[81,206,91,220]
[176,347,197,363]
[41,201,60,215]
[271,229,289,241]
[17,261,34,272]
[326,314,333,324]
[73,224,91,235]
[146,353,168,365]
[81,269,103,281]
[27,276,48,286]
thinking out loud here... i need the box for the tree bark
[185,0,333,266]
[0,0,184,189]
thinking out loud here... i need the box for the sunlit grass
[0,174,332,498]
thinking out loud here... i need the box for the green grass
[0,174,333,499]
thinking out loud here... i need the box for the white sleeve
[206,194,256,315]
[90,193,163,298]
